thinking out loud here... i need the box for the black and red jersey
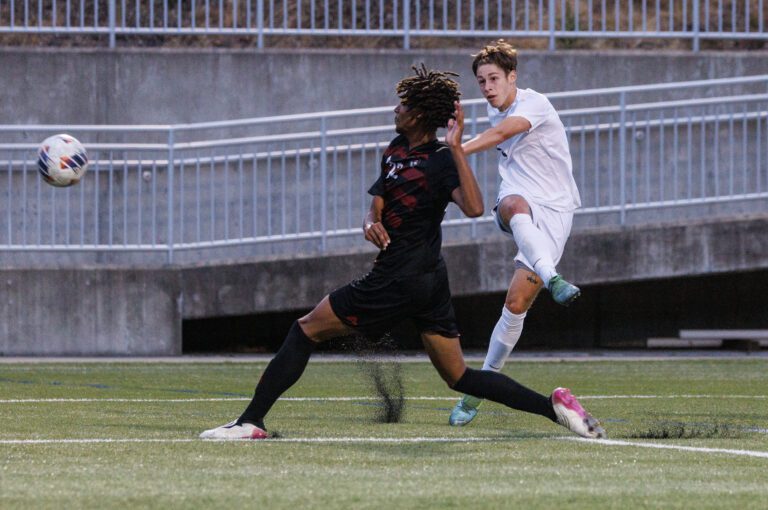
[367,134,460,276]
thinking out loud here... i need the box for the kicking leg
[200,295,353,440]
[499,195,580,306]
[449,268,541,426]
[423,333,605,438]
[424,333,553,418]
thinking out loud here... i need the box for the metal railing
[0,0,765,50]
[1,74,767,265]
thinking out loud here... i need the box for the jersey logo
[385,155,420,180]
[496,146,508,158]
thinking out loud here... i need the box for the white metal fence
[0,0,765,50]
[1,74,767,264]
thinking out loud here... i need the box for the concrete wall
[2,215,766,355]
[179,215,768,318]
[2,48,768,125]
[0,268,181,355]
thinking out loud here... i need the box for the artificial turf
[1,357,767,509]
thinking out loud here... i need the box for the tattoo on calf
[526,274,539,285]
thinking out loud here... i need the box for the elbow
[466,205,485,218]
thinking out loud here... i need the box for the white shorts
[492,195,574,272]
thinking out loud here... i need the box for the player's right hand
[364,222,390,250]
[445,101,464,148]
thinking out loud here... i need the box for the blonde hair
[472,39,518,76]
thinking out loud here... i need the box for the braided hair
[395,64,461,131]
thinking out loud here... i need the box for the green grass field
[1,357,767,509]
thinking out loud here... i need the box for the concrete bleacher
[648,330,768,350]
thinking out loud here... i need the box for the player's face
[394,102,420,134]
[475,63,517,111]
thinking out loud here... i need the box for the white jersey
[489,88,581,211]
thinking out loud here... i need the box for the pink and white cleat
[551,387,606,439]
[199,420,268,440]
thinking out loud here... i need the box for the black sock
[238,321,317,428]
[453,368,557,422]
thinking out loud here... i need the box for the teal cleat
[448,395,483,426]
[547,275,581,306]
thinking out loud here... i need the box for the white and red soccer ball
[37,134,89,187]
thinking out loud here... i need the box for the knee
[498,195,530,224]
[496,200,516,226]
[296,313,324,342]
[445,368,467,389]
[297,315,312,328]
[504,298,531,315]
[431,360,466,388]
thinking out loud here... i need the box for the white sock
[481,307,527,372]
[509,214,557,284]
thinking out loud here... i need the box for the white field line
[2,436,768,459]
[0,437,499,445]
[564,437,768,459]
[0,394,766,404]
[0,397,443,403]
[579,395,768,400]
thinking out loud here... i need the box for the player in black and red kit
[200,65,605,440]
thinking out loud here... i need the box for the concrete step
[647,336,768,350]
[679,329,768,340]
[647,338,724,348]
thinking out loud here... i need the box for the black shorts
[328,262,459,340]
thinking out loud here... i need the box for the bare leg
[298,295,355,342]
[481,267,542,372]
[421,332,467,386]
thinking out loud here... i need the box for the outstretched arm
[461,115,532,155]
[363,195,391,250]
[445,101,484,218]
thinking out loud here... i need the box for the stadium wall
[1,215,767,355]
[2,48,768,125]
[0,268,181,355]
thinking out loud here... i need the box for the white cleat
[199,420,268,440]
[551,387,606,439]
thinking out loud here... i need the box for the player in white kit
[450,40,583,426]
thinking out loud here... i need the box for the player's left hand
[445,101,464,148]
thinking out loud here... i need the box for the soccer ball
[37,134,89,187]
